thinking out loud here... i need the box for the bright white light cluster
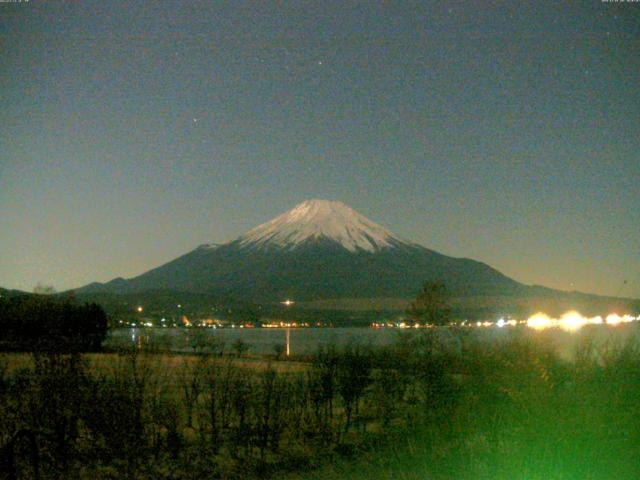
[376,313,639,330]
[525,311,638,332]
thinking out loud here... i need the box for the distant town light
[522,311,637,331]
[558,311,587,332]
[606,313,622,325]
[136,306,143,313]
[527,313,552,330]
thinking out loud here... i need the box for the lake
[105,323,640,360]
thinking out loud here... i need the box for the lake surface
[105,323,640,360]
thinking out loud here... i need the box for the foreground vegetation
[290,331,640,480]
[1,327,639,479]
[0,295,108,353]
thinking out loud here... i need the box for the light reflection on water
[109,322,640,360]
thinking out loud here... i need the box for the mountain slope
[77,199,524,301]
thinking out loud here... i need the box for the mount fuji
[78,199,525,302]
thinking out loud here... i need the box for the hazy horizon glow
[1,1,638,297]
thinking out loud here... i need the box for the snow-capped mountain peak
[237,199,405,252]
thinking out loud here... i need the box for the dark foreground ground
[1,326,639,479]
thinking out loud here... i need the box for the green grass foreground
[1,327,640,479]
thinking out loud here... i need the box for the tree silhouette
[0,295,108,352]
[33,283,56,295]
[405,281,451,326]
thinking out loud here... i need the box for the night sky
[1,1,638,298]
